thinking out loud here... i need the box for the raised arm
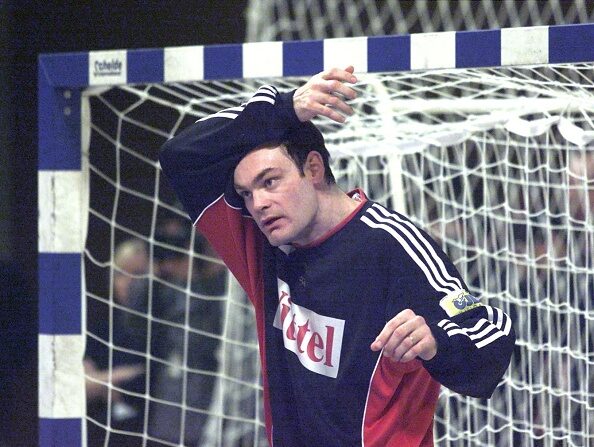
[159,66,358,223]
[159,84,297,224]
[159,67,358,295]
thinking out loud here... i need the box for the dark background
[0,2,246,445]
[1,1,591,445]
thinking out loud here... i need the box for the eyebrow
[234,167,276,191]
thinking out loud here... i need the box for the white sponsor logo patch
[89,50,127,85]
[273,279,345,378]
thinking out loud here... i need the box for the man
[149,218,225,446]
[160,66,515,446]
[85,238,147,446]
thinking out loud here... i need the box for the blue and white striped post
[38,22,594,446]
[39,51,89,447]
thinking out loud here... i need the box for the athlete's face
[233,145,320,246]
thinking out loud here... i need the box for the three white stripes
[360,203,510,349]
[198,85,278,122]
[361,203,463,294]
[438,306,511,349]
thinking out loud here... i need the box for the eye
[264,177,278,188]
[237,190,251,199]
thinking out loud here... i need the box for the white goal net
[82,60,594,447]
[246,0,594,41]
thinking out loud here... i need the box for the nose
[252,190,271,212]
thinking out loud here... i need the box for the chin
[265,230,293,247]
[266,236,288,247]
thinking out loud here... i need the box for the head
[233,123,337,246]
[280,122,335,185]
[113,238,149,305]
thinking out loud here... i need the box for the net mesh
[82,82,265,446]
[246,0,594,42]
[83,62,593,446]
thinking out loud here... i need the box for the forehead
[233,144,295,185]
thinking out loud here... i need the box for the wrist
[280,89,303,124]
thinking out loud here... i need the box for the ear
[304,151,326,185]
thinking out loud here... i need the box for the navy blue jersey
[160,86,515,446]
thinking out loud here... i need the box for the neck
[319,185,360,226]
[295,184,360,246]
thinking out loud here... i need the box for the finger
[293,88,350,122]
[382,321,418,358]
[343,65,357,82]
[394,329,424,362]
[370,309,416,351]
[320,105,349,123]
[399,346,420,362]
[321,67,357,84]
[85,378,108,400]
[384,314,429,352]
[110,364,145,384]
[412,327,437,361]
[321,93,355,117]
[324,79,358,100]
[305,98,350,123]
[330,100,354,118]
[389,323,436,363]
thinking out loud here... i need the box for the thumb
[370,332,388,351]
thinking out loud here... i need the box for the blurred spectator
[149,217,226,446]
[113,238,152,310]
[568,148,594,226]
[85,238,149,447]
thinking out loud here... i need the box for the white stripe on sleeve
[371,204,463,291]
[361,214,455,295]
[438,307,512,349]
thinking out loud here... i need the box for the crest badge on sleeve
[440,290,482,317]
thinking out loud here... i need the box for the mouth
[261,216,282,230]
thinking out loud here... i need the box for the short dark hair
[282,121,336,184]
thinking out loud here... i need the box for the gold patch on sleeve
[439,290,482,317]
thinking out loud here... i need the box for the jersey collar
[285,188,367,251]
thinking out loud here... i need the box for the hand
[84,359,145,402]
[293,66,358,123]
[370,309,437,362]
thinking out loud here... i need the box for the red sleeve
[196,196,274,445]
[195,196,264,306]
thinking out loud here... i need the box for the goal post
[38,23,594,447]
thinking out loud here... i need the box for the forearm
[422,305,515,398]
[159,86,300,222]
